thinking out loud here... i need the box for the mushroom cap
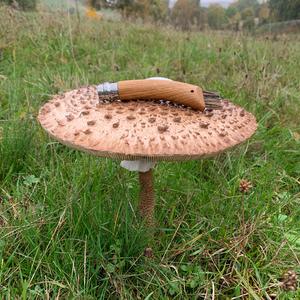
[38,86,257,161]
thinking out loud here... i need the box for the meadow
[0,5,300,299]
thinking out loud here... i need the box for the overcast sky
[201,0,234,6]
[169,0,235,8]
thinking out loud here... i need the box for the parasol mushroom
[38,82,257,225]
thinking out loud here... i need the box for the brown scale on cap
[148,117,156,123]
[84,129,92,135]
[57,119,66,126]
[127,115,136,120]
[40,105,51,115]
[113,122,119,128]
[87,120,96,126]
[38,86,257,161]
[160,111,168,116]
[158,125,169,133]
[66,114,75,121]
[104,113,112,120]
[200,122,209,129]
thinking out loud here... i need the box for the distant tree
[226,0,261,30]
[1,0,37,10]
[114,0,136,18]
[114,0,133,10]
[171,0,201,30]
[241,7,254,19]
[89,0,113,9]
[231,0,259,12]
[198,6,207,29]
[229,11,241,30]
[258,2,270,24]
[226,5,238,18]
[243,18,255,30]
[269,0,300,21]
[132,0,149,20]
[149,0,169,24]
[241,7,255,29]
[207,4,227,29]
[105,0,167,22]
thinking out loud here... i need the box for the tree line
[98,0,300,30]
[2,0,300,30]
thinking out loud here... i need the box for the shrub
[0,0,37,11]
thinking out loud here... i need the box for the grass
[0,4,300,299]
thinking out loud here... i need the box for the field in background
[0,5,300,299]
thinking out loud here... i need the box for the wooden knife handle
[118,79,205,111]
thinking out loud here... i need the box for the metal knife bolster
[97,82,118,96]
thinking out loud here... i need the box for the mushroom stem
[138,169,155,225]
